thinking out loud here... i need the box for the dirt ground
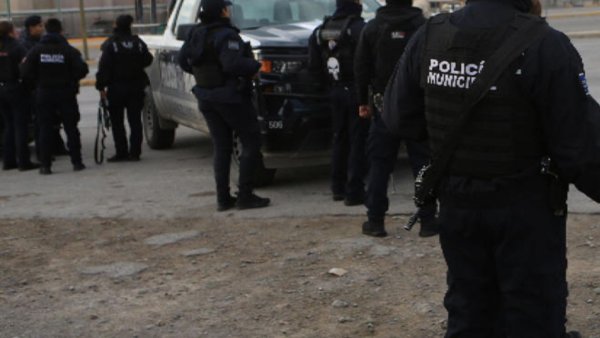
[0,215,599,338]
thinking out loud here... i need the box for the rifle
[94,98,111,165]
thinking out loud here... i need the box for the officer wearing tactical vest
[308,0,368,206]
[178,0,270,211]
[96,15,154,162]
[383,0,600,335]
[0,21,39,172]
[21,19,89,175]
[354,0,438,238]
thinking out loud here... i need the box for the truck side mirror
[176,24,196,41]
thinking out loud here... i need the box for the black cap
[45,18,63,34]
[199,0,232,19]
[24,15,42,28]
[115,14,134,31]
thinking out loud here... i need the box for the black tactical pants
[27,91,67,159]
[439,176,567,338]
[365,112,436,223]
[0,84,31,167]
[107,86,144,158]
[198,97,262,204]
[330,86,369,200]
[36,88,82,168]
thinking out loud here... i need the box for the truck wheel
[143,92,175,150]
[232,134,277,187]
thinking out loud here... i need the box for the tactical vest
[420,14,544,179]
[37,44,74,88]
[109,35,145,83]
[317,16,357,83]
[192,27,226,88]
[0,39,18,83]
[373,15,424,93]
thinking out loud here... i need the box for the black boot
[236,193,270,210]
[73,163,86,172]
[419,217,440,238]
[566,331,582,338]
[362,221,388,238]
[19,162,41,171]
[344,195,364,206]
[107,154,129,163]
[217,196,237,212]
[39,166,52,175]
[2,163,18,171]
[332,193,345,202]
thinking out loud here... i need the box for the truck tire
[232,134,277,187]
[143,91,175,150]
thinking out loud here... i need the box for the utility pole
[57,0,63,22]
[151,0,158,23]
[135,0,144,22]
[78,0,89,60]
[5,0,11,19]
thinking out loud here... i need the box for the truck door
[157,0,207,130]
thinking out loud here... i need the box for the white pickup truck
[141,0,379,184]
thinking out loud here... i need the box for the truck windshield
[230,0,380,30]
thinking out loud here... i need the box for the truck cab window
[230,0,378,30]
[173,0,199,34]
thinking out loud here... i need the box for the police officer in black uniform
[0,21,38,171]
[383,0,600,335]
[354,0,438,237]
[20,15,69,158]
[96,15,154,162]
[178,0,270,211]
[308,0,368,205]
[21,19,89,175]
[20,16,44,52]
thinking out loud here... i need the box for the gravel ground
[0,215,598,337]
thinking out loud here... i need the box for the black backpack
[318,15,359,82]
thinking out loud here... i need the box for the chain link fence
[0,2,169,38]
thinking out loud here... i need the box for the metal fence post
[78,0,89,60]
[151,0,157,23]
[57,0,63,21]
[5,0,11,19]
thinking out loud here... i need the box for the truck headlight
[258,59,304,75]
[271,60,304,74]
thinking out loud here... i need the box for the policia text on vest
[427,59,486,89]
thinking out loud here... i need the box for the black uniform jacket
[21,33,89,91]
[95,31,154,91]
[382,0,600,203]
[0,37,27,83]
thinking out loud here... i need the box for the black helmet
[199,0,232,19]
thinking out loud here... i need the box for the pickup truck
[141,0,379,185]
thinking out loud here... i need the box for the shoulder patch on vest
[579,73,590,96]
[391,31,406,39]
[227,40,240,50]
